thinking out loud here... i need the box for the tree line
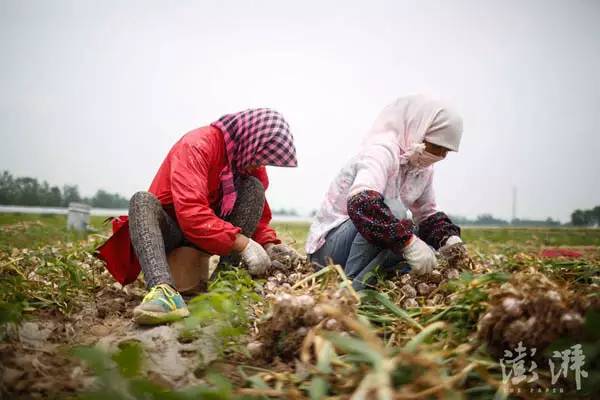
[571,206,600,227]
[1,170,598,224]
[449,211,600,227]
[449,214,562,227]
[449,210,600,227]
[0,171,129,209]
[271,208,299,216]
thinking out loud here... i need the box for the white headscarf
[362,95,463,205]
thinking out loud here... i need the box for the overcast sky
[1,0,599,222]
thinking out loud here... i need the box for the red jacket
[96,126,280,284]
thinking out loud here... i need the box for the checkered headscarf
[211,108,297,216]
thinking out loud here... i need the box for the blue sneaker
[133,284,190,325]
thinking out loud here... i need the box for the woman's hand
[443,235,463,247]
[403,235,438,275]
[438,236,468,263]
[264,243,303,265]
[239,237,270,276]
[232,234,250,253]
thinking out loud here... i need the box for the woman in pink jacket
[306,95,465,290]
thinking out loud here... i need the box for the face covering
[408,150,444,168]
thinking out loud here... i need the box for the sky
[1,0,599,222]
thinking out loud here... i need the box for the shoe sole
[133,307,190,326]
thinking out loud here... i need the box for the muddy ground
[1,222,599,399]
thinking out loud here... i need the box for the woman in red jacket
[98,108,298,325]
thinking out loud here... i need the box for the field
[1,213,599,399]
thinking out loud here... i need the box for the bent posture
[306,95,465,289]
[98,108,299,324]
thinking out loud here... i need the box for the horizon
[0,169,586,223]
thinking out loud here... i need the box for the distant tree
[571,207,599,227]
[272,208,300,216]
[15,177,40,206]
[592,206,600,226]
[48,186,62,207]
[545,217,561,227]
[475,214,509,226]
[62,185,82,206]
[448,215,471,225]
[37,181,50,206]
[0,171,131,209]
[511,217,561,227]
[0,171,18,204]
[572,209,585,226]
[90,189,129,208]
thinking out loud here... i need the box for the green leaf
[129,378,174,399]
[404,321,446,352]
[363,290,423,330]
[324,332,383,366]
[206,371,233,394]
[309,376,328,400]
[112,341,143,378]
[71,345,112,375]
[473,272,510,285]
[247,374,271,390]
[0,300,25,324]
[316,341,334,374]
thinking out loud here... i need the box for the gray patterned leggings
[129,176,265,289]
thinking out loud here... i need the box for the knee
[353,232,378,250]
[129,191,161,210]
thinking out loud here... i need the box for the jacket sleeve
[170,142,241,255]
[250,167,281,246]
[346,145,415,254]
[347,190,415,254]
[418,212,461,250]
[348,144,395,196]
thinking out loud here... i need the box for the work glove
[265,243,304,265]
[240,239,271,277]
[438,235,468,261]
[444,236,463,247]
[403,235,438,275]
